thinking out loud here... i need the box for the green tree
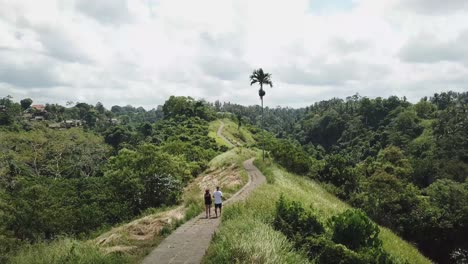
[20,98,33,110]
[274,195,325,240]
[236,113,242,130]
[352,171,421,233]
[250,68,273,160]
[319,154,359,199]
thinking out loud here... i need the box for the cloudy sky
[1,0,467,109]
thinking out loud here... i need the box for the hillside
[208,118,256,148]
[204,156,432,264]
[217,91,468,263]
[1,92,466,263]
[5,118,257,264]
[91,148,256,263]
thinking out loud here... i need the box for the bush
[274,195,324,240]
[317,243,365,264]
[302,236,332,259]
[360,248,396,264]
[299,224,396,264]
[330,209,381,251]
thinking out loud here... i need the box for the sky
[0,0,468,109]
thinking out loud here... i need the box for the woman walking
[204,189,212,218]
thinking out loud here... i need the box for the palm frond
[250,68,273,87]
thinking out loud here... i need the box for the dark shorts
[215,203,222,209]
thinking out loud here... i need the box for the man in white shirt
[213,186,223,218]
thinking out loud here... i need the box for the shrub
[302,236,332,260]
[330,209,381,251]
[274,195,324,240]
[360,248,396,264]
[317,243,365,264]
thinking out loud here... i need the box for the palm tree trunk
[261,96,264,161]
[260,83,265,161]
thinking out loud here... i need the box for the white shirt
[213,190,223,204]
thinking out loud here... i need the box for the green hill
[204,155,431,264]
[209,118,256,148]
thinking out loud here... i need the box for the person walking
[213,186,223,218]
[204,189,212,219]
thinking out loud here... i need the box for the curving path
[142,159,265,264]
[142,122,265,264]
[216,120,234,148]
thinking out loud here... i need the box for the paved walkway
[141,158,266,264]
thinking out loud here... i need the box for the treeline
[0,96,164,131]
[0,95,220,262]
[226,91,467,263]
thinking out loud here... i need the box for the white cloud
[398,0,468,15]
[75,0,131,25]
[0,0,467,109]
[399,31,468,65]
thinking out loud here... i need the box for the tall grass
[8,238,128,264]
[204,157,432,264]
[204,202,309,264]
[209,147,256,168]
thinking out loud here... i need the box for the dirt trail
[216,120,234,147]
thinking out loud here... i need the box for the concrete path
[216,120,234,148]
[141,158,266,264]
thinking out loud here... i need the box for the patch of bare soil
[94,206,185,252]
[94,162,244,255]
[198,164,241,190]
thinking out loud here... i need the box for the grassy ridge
[204,156,431,264]
[7,120,257,264]
[208,120,232,148]
[209,119,255,147]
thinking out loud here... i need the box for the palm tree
[250,68,273,160]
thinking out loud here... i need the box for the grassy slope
[209,119,255,147]
[8,119,257,264]
[208,120,232,149]
[204,156,432,264]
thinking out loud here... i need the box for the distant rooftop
[31,104,46,111]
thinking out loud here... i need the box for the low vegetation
[1,91,466,263]
[204,157,431,264]
[221,91,467,263]
[8,238,127,264]
[0,96,224,262]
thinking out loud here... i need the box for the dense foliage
[0,95,219,261]
[274,196,395,263]
[1,91,466,263]
[219,91,467,263]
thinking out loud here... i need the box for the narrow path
[141,158,266,264]
[216,120,234,148]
